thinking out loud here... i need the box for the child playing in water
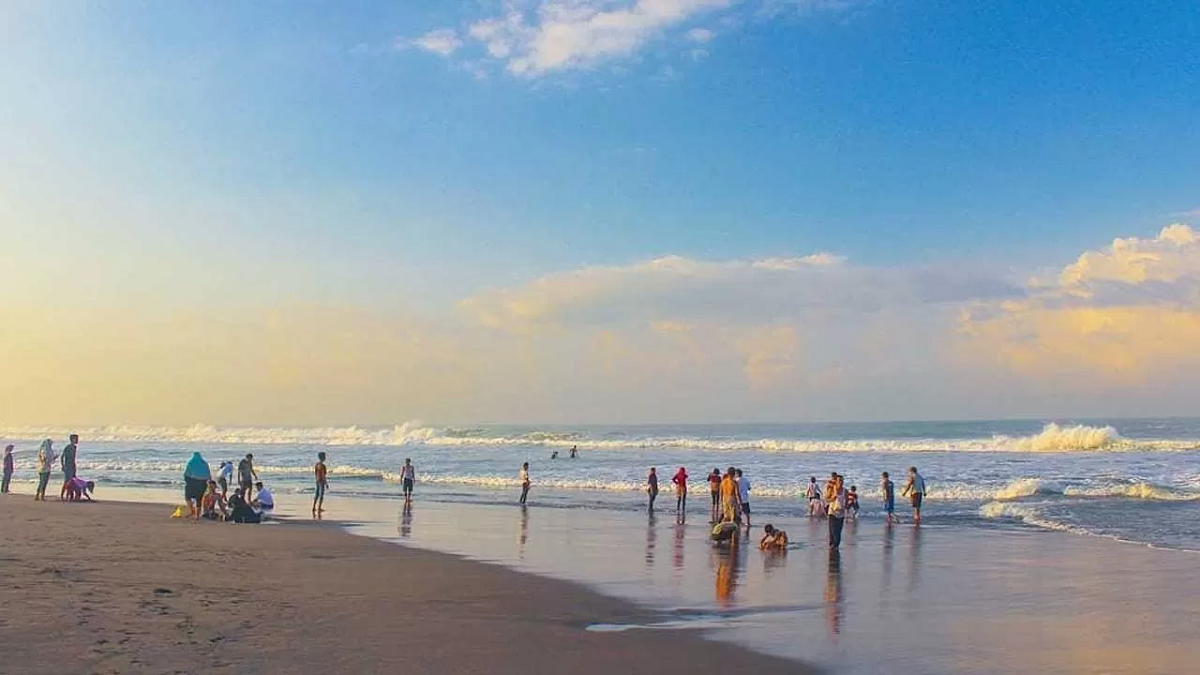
[847,485,860,519]
[759,524,788,550]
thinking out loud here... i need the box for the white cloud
[411,28,463,57]
[959,224,1200,383]
[400,0,856,78]
[460,251,1017,332]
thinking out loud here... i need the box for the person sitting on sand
[202,480,228,521]
[251,481,274,514]
[228,489,261,524]
[63,477,95,502]
[759,524,788,551]
[711,519,739,546]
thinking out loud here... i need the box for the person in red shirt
[671,467,688,515]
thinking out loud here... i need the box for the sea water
[3,417,1200,551]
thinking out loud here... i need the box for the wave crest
[997,423,1120,452]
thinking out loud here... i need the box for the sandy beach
[0,498,814,675]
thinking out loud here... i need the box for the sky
[1,0,1198,426]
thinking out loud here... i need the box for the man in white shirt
[252,481,275,514]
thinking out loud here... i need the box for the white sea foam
[1,422,1192,453]
[995,423,1121,452]
[992,478,1064,500]
[1063,482,1199,501]
[979,501,1082,533]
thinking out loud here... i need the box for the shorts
[911,493,924,509]
[184,477,207,502]
[403,478,414,493]
[885,499,895,513]
[741,502,751,515]
[240,478,253,491]
[314,482,326,499]
[63,466,77,482]
[218,476,229,492]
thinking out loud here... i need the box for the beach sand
[0,499,814,675]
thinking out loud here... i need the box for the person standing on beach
[881,472,896,524]
[217,461,233,498]
[401,458,415,504]
[2,445,14,494]
[707,468,722,522]
[313,452,329,516]
[183,452,212,520]
[672,466,688,515]
[647,467,659,513]
[719,467,741,524]
[35,439,55,501]
[736,469,751,528]
[902,466,926,524]
[59,434,78,500]
[519,462,531,505]
[237,454,257,498]
[827,475,848,550]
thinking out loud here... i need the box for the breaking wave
[1,422,1192,453]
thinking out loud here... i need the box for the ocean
[5,417,1200,551]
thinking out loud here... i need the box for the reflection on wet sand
[399,501,412,538]
[518,505,529,558]
[673,519,686,570]
[907,524,922,596]
[714,542,741,608]
[762,548,787,576]
[645,513,657,568]
[825,550,843,639]
[881,522,895,609]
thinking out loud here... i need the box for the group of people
[182,451,275,523]
[1,435,95,502]
[805,467,926,549]
[643,463,928,552]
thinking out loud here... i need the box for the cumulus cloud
[959,224,1200,381]
[400,0,856,77]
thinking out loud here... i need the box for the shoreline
[0,498,817,675]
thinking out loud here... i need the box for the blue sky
[2,1,1199,425]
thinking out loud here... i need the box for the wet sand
[270,491,1200,675]
[0,498,815,675]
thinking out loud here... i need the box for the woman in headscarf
[35,439,56,501]
[183,452,212,520]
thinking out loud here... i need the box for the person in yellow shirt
[719,466,741,523]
